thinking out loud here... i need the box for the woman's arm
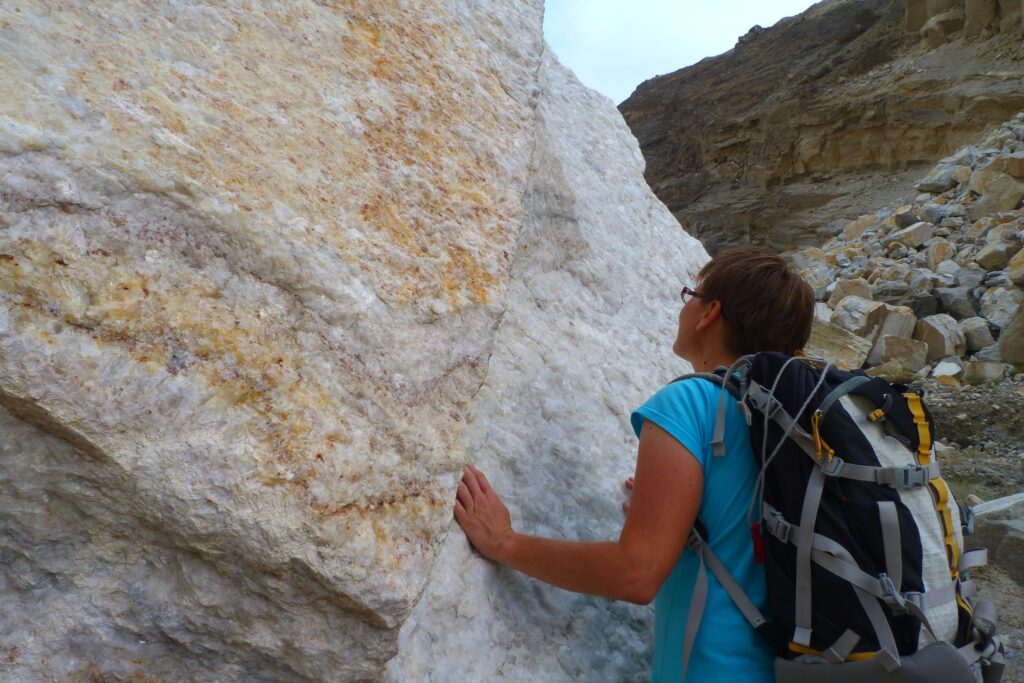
[454,420,703,604]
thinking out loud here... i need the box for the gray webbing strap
[961,579,978,601]
[712,388,727,457]
[681,529,768,678]
[793,465,826,647]
[878,501,902,591]
[693,534,767,630]
[822,629,861,664]
[959,548,988,573]
[853,585,901,672]
[907,579,957,611]
[818,375,871,419]
[904,600,941,644]
[682,532,710,678]
[670,373,739,457]
[763,503,960,610]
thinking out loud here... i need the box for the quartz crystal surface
[0,1,705,679]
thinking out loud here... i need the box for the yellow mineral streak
[0,2,521,308]
[0,0,530,531]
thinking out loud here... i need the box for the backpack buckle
[764,508,792,544]
[879,573,908,614]
[894,465,930,489]
[820,456,845,477]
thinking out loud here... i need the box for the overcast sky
[544,0,822,104]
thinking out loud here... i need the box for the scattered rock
[973,174,1024,217]
[828,278,872,308]
[880,336,929,371]
[976,241,1021,270]
[805,318,872,370]
[1000,306,1024,365]
[883,221,935,249]
[831,296,887,338]
[963,361,1011,384]
[914,314,967,361]
[935,286,978,319]
[981,287,1024,329]
[933,357,965,380]
[960,317,998,351]
[867,305,919,365]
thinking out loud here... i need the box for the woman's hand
[454,464,514,562]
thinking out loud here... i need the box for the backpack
[676,352,1005,683]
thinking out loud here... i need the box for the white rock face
[387,48,705,683]
[0,2,704,680]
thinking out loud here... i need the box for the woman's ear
[695,299,722,332]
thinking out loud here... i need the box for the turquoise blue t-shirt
[631,378,774,683]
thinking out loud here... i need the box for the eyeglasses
[680,286,704,304]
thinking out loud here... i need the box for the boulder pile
[795,113,1024,385]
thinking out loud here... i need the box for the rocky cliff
[620,0,1024,254]
[0,2,704,680]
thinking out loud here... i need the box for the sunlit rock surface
[0,1,704,679]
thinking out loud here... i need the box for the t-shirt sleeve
[630,379,714,471]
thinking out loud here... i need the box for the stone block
[828,278,872,308]
[922,9,966,47]
[905,0,929,31]
[972,174,1024,217]
[999,305,1024,364]
[926,239,954,269]
[913,314,966,360]
[935,286,978,320]
[975,343,1005,362]
[879,336,929,371]
[932,357,964,379]
[956,265,987,290]
[814,302,834,323]
[972,498,1024,586]
[927,0,961,13]
[975,241,1021,270]
[832,296,888,338]
[959,316,997,351]
[911,292,940,318]
[842,214,878,241]
[992,151,1024,178]
[883,221,934,249]
[872,280,912,306]
[909,268,937,293]
[980,286,1024,328]
[985,221,1023,244]
[965,0,998,37]
[867,305,919,365]
[1008,247,1024,286]
[962,361,1010,384]
[805,318,872,370]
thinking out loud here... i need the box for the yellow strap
[788,642,876,662]
[905,392,960,578]
[869,408,885,422]
[904,393,932,464]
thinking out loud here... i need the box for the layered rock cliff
[620,0,1024,254]
[0,2,704,680]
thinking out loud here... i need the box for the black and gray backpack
[677,352,1005,683]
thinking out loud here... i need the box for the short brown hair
[697,246,814,356]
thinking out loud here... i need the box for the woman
[455,246,815,682]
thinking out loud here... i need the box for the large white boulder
[0,3,703,680]
[389,49,705,682]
